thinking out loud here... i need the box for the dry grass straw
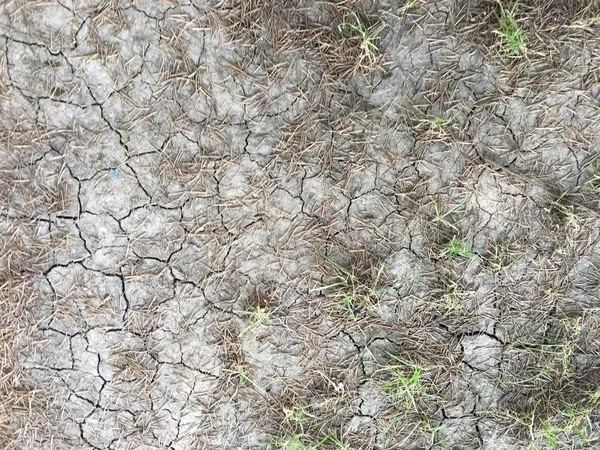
[0,126,61,447]
[454,0,600,66]
[0,238,51,448]
[213,0,387,81]
[499,311,600,446]
[210,1,389,177]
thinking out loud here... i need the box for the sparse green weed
[431,199,464,232]
[109,350,154,385]
[238,307,270,336]
[217,327,257,389]
[495,1,529,57]
[268,430,348,450]
[238,287,278,336]
[485,239,525,271]
[587,164,600,180]
[566,16,600,31]
[420,278,470,316]
[418,412,445,442]
[439,279,469,313]
[378,352,431,413]
[514,329,581,380]
[338,10,386,68]
[439,237,474,261]
[525,398,599,449]
[312,248,388,320]
[282,403,316,434]
[499,313,600,449]
[381,0,419,12]
[550,190,580,229]
[418,116,454,138]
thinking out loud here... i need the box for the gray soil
[2,0,600,449]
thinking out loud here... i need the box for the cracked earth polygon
[2,0,600,449]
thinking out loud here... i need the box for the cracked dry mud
[1,0,600,449]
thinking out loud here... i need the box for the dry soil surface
[2,0,600,449]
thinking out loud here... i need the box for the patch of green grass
[378,352,432,413]
[517,394,600,450]
[494,1,529,57]
[312,248,388,320]
[338,10,386,68]
[439,237,474,261]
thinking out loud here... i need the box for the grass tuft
[379,353,428,412]
[439,236,474,261]
[312,248,389,320]
[494,1,529,57]
[337,10,387,69]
